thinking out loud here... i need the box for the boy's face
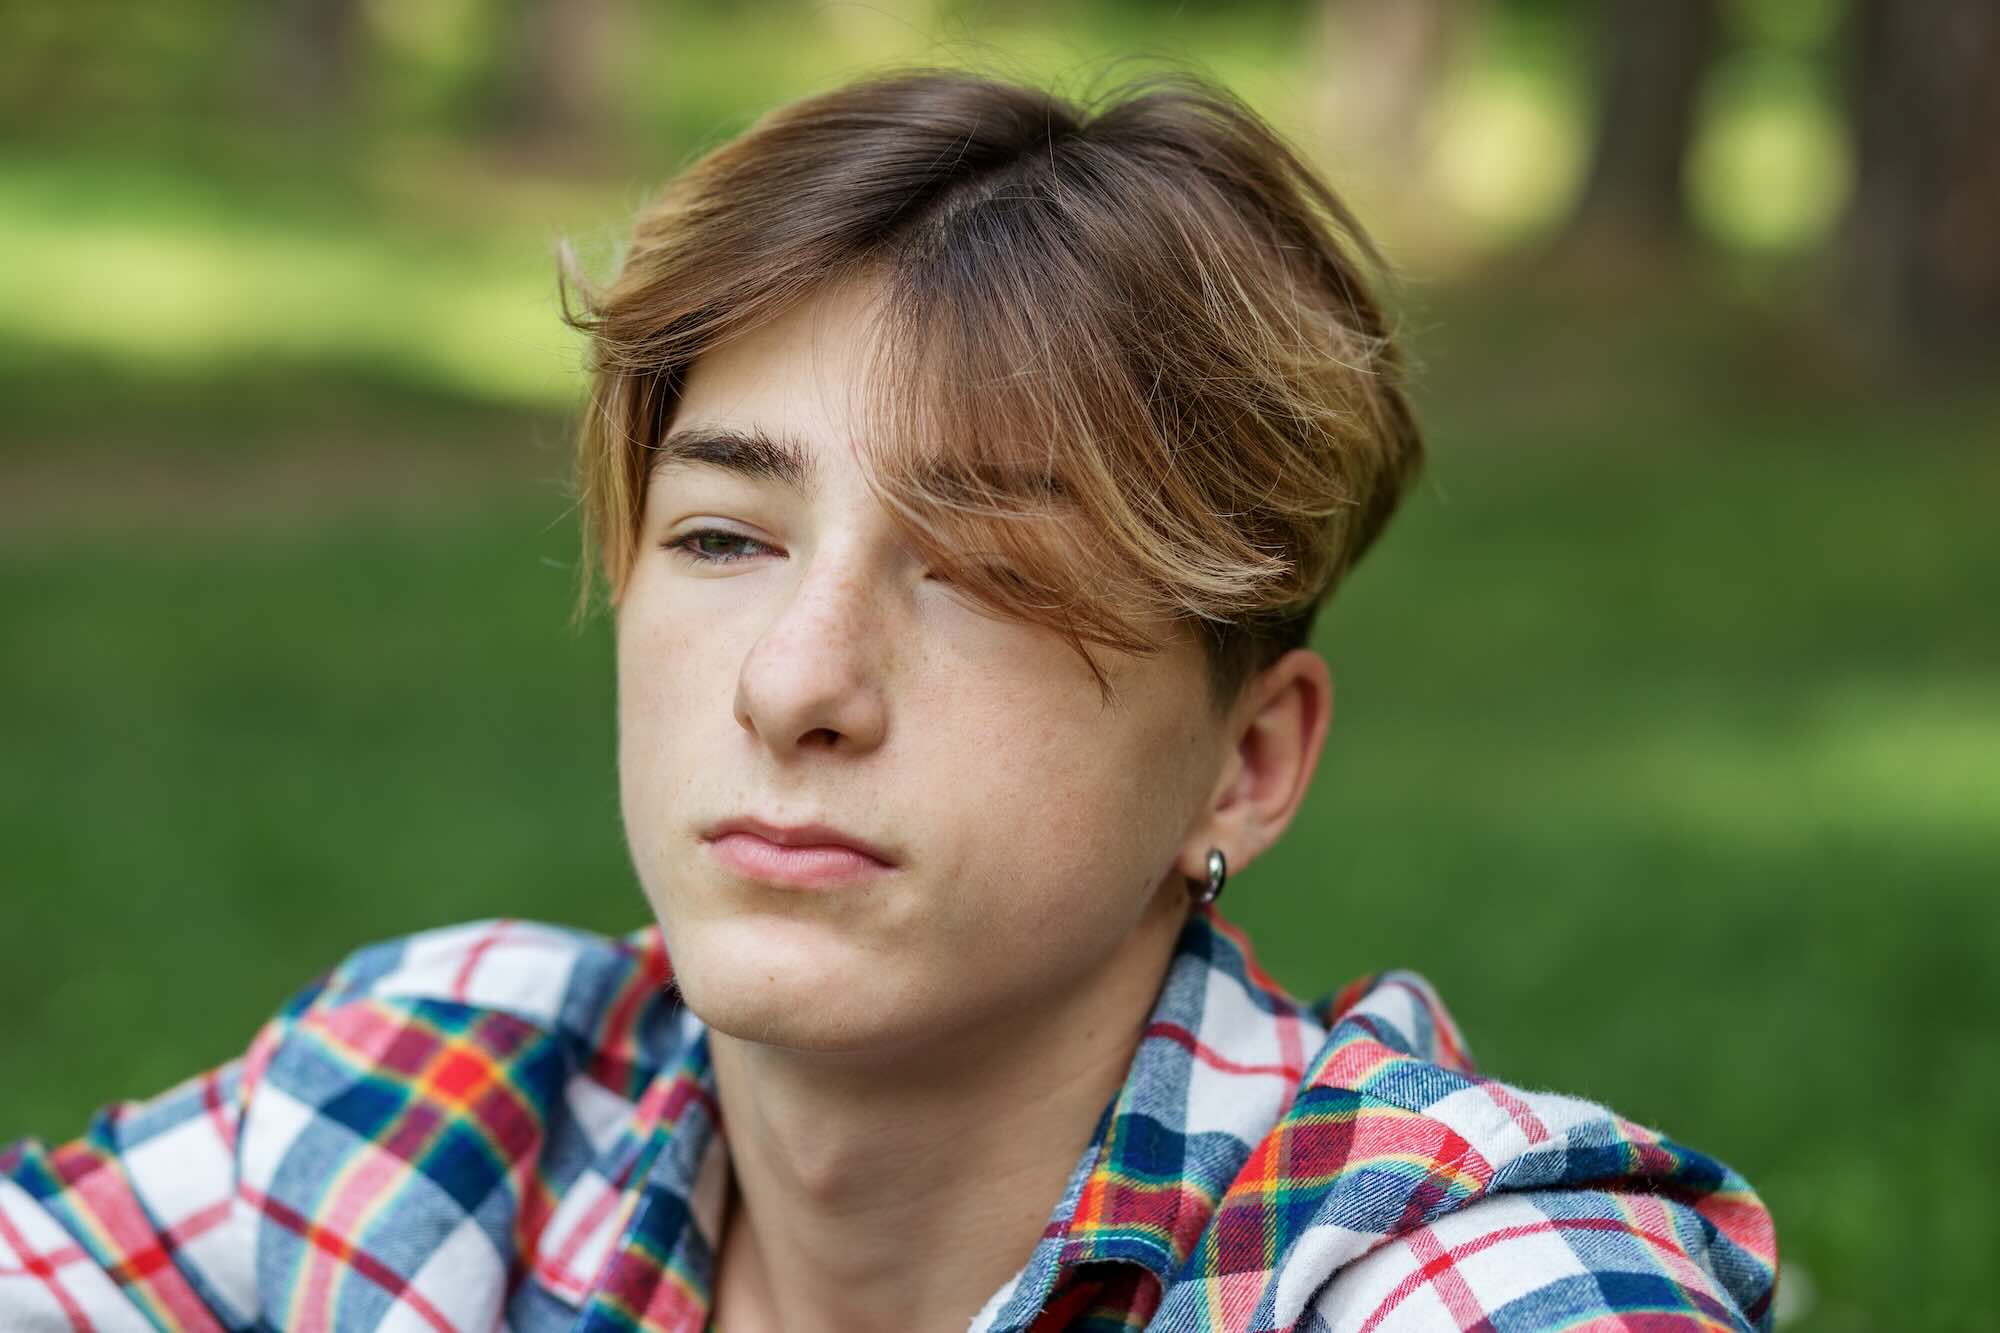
[615,275,1230,1055]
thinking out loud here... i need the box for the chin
[692,995,889,1052]
[666,914,930,1054]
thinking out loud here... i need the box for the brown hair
[560,64,1423,712]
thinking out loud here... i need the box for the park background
[2,0,1994,1327]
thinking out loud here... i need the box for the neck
[706,886,1192,1333]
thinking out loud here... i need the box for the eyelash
[661,527,955,584]
[663,528,774,566]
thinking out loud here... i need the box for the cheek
[614,583,721,847]
[615,564,742,730]
[615,611,670,782]
[903,670,1205,932]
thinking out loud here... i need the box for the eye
[663,527,775,566]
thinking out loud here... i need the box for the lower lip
[705,832,894,889]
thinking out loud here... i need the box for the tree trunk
[1843,0,2000,373]
[265,0,364,123]
[1314,0,1465,170]
[1561,0,1721,262]
[492,0,617,148]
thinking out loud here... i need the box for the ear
[1176,648,1334,884]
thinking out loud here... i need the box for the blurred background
[2,0,1994,1326]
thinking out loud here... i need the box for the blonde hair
[561,65,1423,710]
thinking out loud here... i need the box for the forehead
[665,277,885,459]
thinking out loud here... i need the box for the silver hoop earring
[1190,847,1227,905]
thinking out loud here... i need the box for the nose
[733,542,891,756]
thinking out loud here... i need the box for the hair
[560,63,1424,713]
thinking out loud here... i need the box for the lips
[703,816,897,865]
[700,815,899,890]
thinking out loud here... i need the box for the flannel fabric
[2,907,1778,1330]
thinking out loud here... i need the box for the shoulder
[242,914,689,1126]
[0,917,691,1329]
[223,917,694,1316]
[1208,967,1778,1330]
[302,915,674,1034]
[1301,1187,1771,1332]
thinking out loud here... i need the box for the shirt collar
[986,904,1331,1319]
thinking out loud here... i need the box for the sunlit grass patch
[0,161,584,409]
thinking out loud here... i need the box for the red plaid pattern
[3,910,1777,1329]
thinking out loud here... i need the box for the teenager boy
[1,68,1777,1331]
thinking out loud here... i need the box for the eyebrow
[647,425,818,498]
[647,422,1077,507]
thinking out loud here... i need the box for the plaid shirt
[2,907,1778,1330]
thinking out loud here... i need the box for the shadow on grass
[0,340,580,542]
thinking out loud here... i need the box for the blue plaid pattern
[2,908,1777,1329]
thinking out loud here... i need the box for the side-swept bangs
[562,65,1423,711]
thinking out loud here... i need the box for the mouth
[700,816,899,890]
